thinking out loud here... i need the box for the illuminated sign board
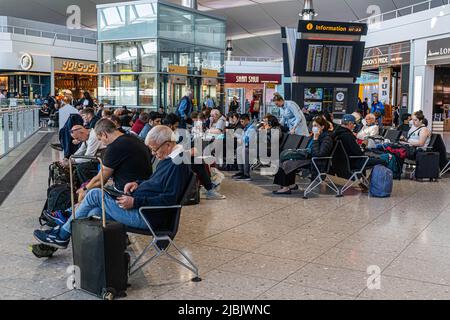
[53,58,97,75]
[298,20,368,35]
[225,73,281,84]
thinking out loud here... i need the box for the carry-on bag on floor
[39,184,72,227]
[69,156,129,300]
[369,165,393,198]
[414,151,440,181]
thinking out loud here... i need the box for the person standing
[176,90,194,129]
[249,95,261,121]
[273,94,309,136]
[371,96,385,126]
[229,96,240,113]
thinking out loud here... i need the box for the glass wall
[97,0,226,110]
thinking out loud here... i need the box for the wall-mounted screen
[294,40,365,78]
[304,87,323,100]
[304,101,322,112]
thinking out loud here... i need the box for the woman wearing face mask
[399,111,431,159]
[272,117,334,195]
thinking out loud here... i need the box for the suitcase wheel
[102,288,116,300]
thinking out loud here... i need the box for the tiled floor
[1,136,450,300]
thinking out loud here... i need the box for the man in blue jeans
[33,125,191,249]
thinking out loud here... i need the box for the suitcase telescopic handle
[69,156,106,228]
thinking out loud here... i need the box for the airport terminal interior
[1,0,450,302]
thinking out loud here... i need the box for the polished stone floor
[1,134,450,300]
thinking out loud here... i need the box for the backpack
[48,162,71,187]
[369,165,393,198]
[253,100,260,112]
[39,184,72,227]
[380,153,402,180]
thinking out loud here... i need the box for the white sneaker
[205,189,226,200]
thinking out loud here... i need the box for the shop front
[224,73,282,114]
[53,58,98,100]
[358,41,411,124]
[96,0,226,111]
[427,37,450,132]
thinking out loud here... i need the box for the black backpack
[39,184,72,227]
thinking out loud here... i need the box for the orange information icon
[306,23,314,31]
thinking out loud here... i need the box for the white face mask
[312,126,320,134]
[409,120,414,127]
[195,120,202,127]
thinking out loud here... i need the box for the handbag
[280,149,310,162]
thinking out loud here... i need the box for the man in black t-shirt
[77,118,152,202]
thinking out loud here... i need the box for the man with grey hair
[356,113,379,141]
[33,125,191,249]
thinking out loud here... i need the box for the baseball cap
[342,114,356,124]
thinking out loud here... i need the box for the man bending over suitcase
[33,125,191,249]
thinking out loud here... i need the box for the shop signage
[427,37,450,64]
[168,65,188,75]
[379,68,392,105]
[202,69,218,78]
[53,58,97,75]
[120,69,134,82]
[298,20,368,36]
[225,73,281,84]
[362,42,410,70]
[20,53,33,71]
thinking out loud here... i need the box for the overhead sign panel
[298,20,368,36]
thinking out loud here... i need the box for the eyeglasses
[150,140,170,154]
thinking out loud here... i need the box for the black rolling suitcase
[415,151,440,181]
[69,156,129,300]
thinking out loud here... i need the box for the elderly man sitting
[356,113,379,144]
[33,125,192,249]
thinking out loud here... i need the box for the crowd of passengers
[32,90,432,249]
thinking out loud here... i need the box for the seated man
[42,118,153,226]
[232,114,258,181]
[80,107,100,129]
[333,114,387,190]
[356,113,379,144]
[33,125,191,249]
[208,109,227,134]
[138,111,162,141]
[58,124,106,184]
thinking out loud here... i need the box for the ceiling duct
[300,0,317,20]
[181,0,198,10]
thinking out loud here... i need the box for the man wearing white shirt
[59,125,106,183]
[58,96,79,132]
[0,89,7,99]
[356,113,379,141]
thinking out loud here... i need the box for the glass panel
[141,40,157,72]
[98,74,138,106]
[101,40,157,73]
[115,42,139,72]
[195,14,226,49]
[158,4,194,43]
[98,3,157,41]
[139,74,157,107]
[159,39,195,72]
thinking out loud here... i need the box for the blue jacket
[177,96,193,118]
[243,122,257,147]
[371,101,385,116]
[132,153,192,209]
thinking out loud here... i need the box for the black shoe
[231,173,244,179]
[272,189,292,195]
[235,175,251,181]
[50,143,63,151]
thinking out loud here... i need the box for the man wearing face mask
[33,125,191,249]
